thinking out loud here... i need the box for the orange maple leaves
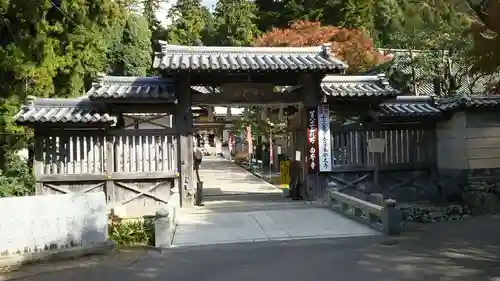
[252,20,390,72]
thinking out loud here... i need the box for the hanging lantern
[278,106,284,121]
[226,107,232,118]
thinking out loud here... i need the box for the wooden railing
[327,188,401,235]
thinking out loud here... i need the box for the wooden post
[33,134,44,195]
[373,152,380,193]
[176,75,194,207]
[300,74,321,200]
[105,137,115,204]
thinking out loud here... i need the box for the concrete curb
[0,241,116,268]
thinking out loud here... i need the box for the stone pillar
[381,199,402,236]
[154,208,172,248]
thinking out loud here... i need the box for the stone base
[398,203,470,223]
[0,241,115,268]
[462,181,500,214]
[282,188,290,197]
[438,168,500,215]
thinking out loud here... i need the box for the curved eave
[156,66,346,73]
[88,97,177,103]
[15,119,116,129]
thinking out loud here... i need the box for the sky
[155,0,216,27]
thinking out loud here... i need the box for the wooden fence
[330,124,435,172]
[34,129,179,217]
[325,123,437,200]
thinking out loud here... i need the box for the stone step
[181,199,326,214]
[204,192,285,201]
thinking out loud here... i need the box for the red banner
[307,108,318,173]
[246,125,253,155]
[269,133,274,165]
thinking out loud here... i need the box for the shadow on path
[5,215,500,281]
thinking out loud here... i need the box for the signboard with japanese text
[280,160,291,189]
[307,107,318,173]
[318,104,332,172]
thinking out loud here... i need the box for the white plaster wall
[0,192,107,255]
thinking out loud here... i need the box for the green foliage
[0,0,154,171]
[109,14,152,76]
[0,153,35,197]
[108,212,155,247]
[342,0,375,36]
[200,6,216,45]
[212,0,260,46]
[166,0,206,45]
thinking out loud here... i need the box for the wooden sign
[367,138,386,153]
[221,83,273,97]
[280,160,291,189]
[192,83,303,104]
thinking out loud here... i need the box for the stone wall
[437,168,500,215]
[461,169,500,214]
[0,192,108,258]
[398,203,469,223]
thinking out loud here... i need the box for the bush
[0,153,35,197]
[108,211,155,247]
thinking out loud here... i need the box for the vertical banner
[228,134,234,154]
[318,103,332,172]
[307,107,318,173]
[269,132,274,166]
[246,125,253,156]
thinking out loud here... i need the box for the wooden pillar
[33,134,44,195]
[301,74,322,200]
[175,75,194,207]
[105,137,115,204]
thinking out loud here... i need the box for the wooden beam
[192,90,304,105]
[36,171,179,182]
[36,128,177,137]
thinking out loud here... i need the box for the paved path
[173,157,379,247]
[6,216,500,281]
[199,156,282,196]
[173,207,380,247]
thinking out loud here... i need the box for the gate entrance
[14,41,442,218]
[154,42,347,206]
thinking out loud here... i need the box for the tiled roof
[14,97,117,126]
[86,75,176,101]
[439,95,500,111]
[378,96,441,117]
[153,42,348,72]
[321,74,400,97]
